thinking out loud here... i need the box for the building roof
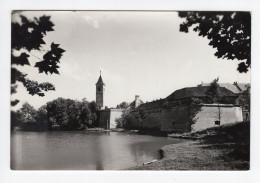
[135,99,164,110]
[166,86,237,100]
[96,75,105,85]
[132,85,239,111]
[201,83,249,94]
[128,99,144,108]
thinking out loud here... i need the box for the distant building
[129,86,243,132]
[95,74,247,132]
[128,95,143,110]
[95,72,124,129]
[96,72,105,109]
[98,108,124,129]
[201,82,250,122]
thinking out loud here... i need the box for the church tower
[96,71,105,109]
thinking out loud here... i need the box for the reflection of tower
[96,71,105,109]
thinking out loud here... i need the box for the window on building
[215,120,220,125]
[172,121,176,126]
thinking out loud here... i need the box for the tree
[88,100,98,127]
[116,102,129,109]
[46,98,69,128]
[19,102,37,123]
[115,109,132,129]
[11,12,65,106]
[10,98,99,131]
[179,12,251,73]
[35,105,48,123]
[79,99,97,129]
[205,77,221,104]
[236,84,251,112]
[66,99,81,129]
[46,98,98,130]
[11,110,22,131]
[206,78,222,123]
[34,105,50,130]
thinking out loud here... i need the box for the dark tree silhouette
[116,101,129,109]
[179,12,251,73]
[205,77,221,104]
[11,13,65,106]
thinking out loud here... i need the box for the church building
[95,72,124,129]
[96,72,105,109]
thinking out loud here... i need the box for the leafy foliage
[116,102,129,109]
[206,78,223,122]
[12,15,54,51]
[115,109,148,129]
[11,110,22,130]
[11,100,20,106]
[236,84,250,112]
[19,102,37,123]
[115,109,132,129]
[179,12,251,73]
[135,110,148,122]
[205,77,221,103]
[46,98,98,130]
[34,43,65,74]
[11,13,65,106]
[11,98,99,131]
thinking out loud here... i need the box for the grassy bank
[130,122,250,170]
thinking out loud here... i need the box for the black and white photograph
[9,10,251,171]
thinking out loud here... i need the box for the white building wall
[109,109,124,128]
[192,105,243,132]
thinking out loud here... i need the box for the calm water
[11,131,183,170]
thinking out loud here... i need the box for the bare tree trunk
[217,103,222,124]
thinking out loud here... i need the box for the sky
[11,11,251,110]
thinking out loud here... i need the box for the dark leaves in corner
[11,15,54,51]
[35,42,65,74]
[11,100,20,106]
[237,62,249,73]
[22,79,56,97]
[11,52,30,66]
[178,11,251,73]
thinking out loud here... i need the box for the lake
[11,131,184,170]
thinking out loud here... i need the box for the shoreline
[129,122,250,170]
[129,139,249,170]
[13,122,249,170]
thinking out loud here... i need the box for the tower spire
[96,71,105,109]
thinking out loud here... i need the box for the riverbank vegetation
[131,121,250,170]
[11,98,99,131]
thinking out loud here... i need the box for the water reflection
[11,131,184,170]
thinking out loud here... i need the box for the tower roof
[96,75,105,85]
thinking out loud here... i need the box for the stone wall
[98,109,124,129]
[130,105,191,132]
[98,110,110,129]
[192,104,243,132]
[130,109,162,130]
[160,106,191,132]
[129,104,243,133]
